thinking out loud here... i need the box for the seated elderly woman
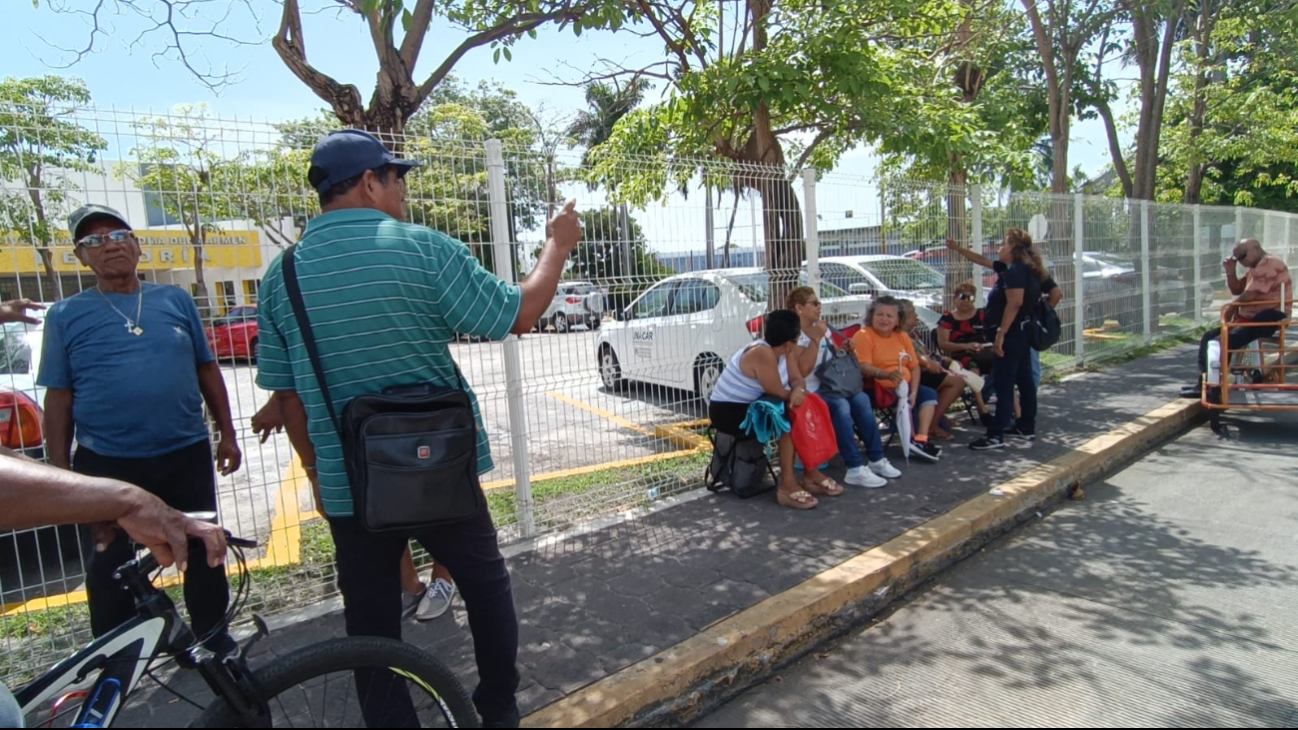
[708,310,841,510]
[851,296,943,462]
[898,299,970,440]
[936,280,994,426]
[786,286,902,489]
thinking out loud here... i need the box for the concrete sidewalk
[121,347,1204,726]
[696,410,1298,728]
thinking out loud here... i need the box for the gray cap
[68,204,132,241]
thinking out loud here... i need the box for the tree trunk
[755,175,804,310]
[25,181,64,300]
[723,193,739,268]
[192,232,211,322]
[1184,1,1217,205]
[36,248,64,301]
[946,163,972,308]
[1130,5,1184,202]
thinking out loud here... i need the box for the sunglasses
[807,300,822,307]
[76,230,135,248]
[956,293,975,301]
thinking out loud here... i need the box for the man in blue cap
[255,129,582,728]
[37,203,242,653]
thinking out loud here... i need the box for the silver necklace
[96,285,145,336]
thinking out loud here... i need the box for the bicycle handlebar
[115,531,259,589]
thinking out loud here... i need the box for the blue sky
[4,2,1126,251]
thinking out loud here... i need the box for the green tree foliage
[1159,4,1298,211]
[0,76,106,300]
[585,0,971,307]
[125,105,242,319]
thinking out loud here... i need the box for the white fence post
[1074,193,1085,365]
[1194,204,1204,327]
[1141,199,1153,345]
[1235,206,1244,247]
[803,169,820,292]
[485,139,535,539]
[971,183,984,305]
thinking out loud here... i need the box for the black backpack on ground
[705,430,776,499]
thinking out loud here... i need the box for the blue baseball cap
[307,129,422,194]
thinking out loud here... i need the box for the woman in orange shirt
[851,295,942,462]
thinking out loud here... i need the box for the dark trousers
[1198,309,1287,373]
[328,505,520,727]
[75,440,229,642]
[990,335,1037,438]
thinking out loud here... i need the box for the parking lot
[2,326,701,607]
[215,323,704,537]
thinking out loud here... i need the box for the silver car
[537,281,606,333]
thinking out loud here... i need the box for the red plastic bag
[790,393,839,468]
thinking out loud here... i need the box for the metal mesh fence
[2,103,1296,683]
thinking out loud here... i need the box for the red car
[207,305,260,361]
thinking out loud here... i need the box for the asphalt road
[696,410,1298,728]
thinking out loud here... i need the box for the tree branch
[532,60,676,87]
[793,128,835,171]
[272,0,366,123]
[415,10,585,106]
[399,0,436,70]
[40,0,260,90]
[635,0,696,73]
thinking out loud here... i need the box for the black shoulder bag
[282,245,484,533]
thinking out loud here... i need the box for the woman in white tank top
[708,310,840,510]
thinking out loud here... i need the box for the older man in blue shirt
[38,204,241,653]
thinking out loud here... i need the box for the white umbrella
[895,353,914,462]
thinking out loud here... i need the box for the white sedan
[595,268,871,402]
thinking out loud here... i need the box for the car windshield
[723,272,848,302]
[567,284,597,295]
[0,323,35,375]
[862,259,944,290]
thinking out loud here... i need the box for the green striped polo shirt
[256,208,521,518]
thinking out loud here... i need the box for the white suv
[537,281,606,333]
[814,255,946,311]
[595,268,870,402]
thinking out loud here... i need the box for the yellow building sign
[0,230,263,274]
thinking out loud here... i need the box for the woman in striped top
[709,310,838,510]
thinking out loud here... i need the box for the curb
[524,398,1204,728]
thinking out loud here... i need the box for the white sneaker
[869,458,902,479]
[416,578,456,621]
[845,466,887,489]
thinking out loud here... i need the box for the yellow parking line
[244,459,314,571]
[480,448,707,492]
[2,458,315,617]
[544,390,656,437]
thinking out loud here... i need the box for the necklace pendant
[132,326,144,336]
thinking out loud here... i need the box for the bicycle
[13,527,479,728]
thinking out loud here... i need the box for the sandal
[777,489,819,510]
[932,426,956,441]
[803,477,844,497]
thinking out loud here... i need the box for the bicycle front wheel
[189,636,478,728]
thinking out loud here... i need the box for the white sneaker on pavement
[416,578,456,621]
[845,466,888,489]
[869,458,902,479]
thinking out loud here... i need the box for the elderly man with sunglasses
[36,204,242,655]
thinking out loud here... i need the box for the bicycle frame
[14,544,269,727]
[16,612,173,726]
